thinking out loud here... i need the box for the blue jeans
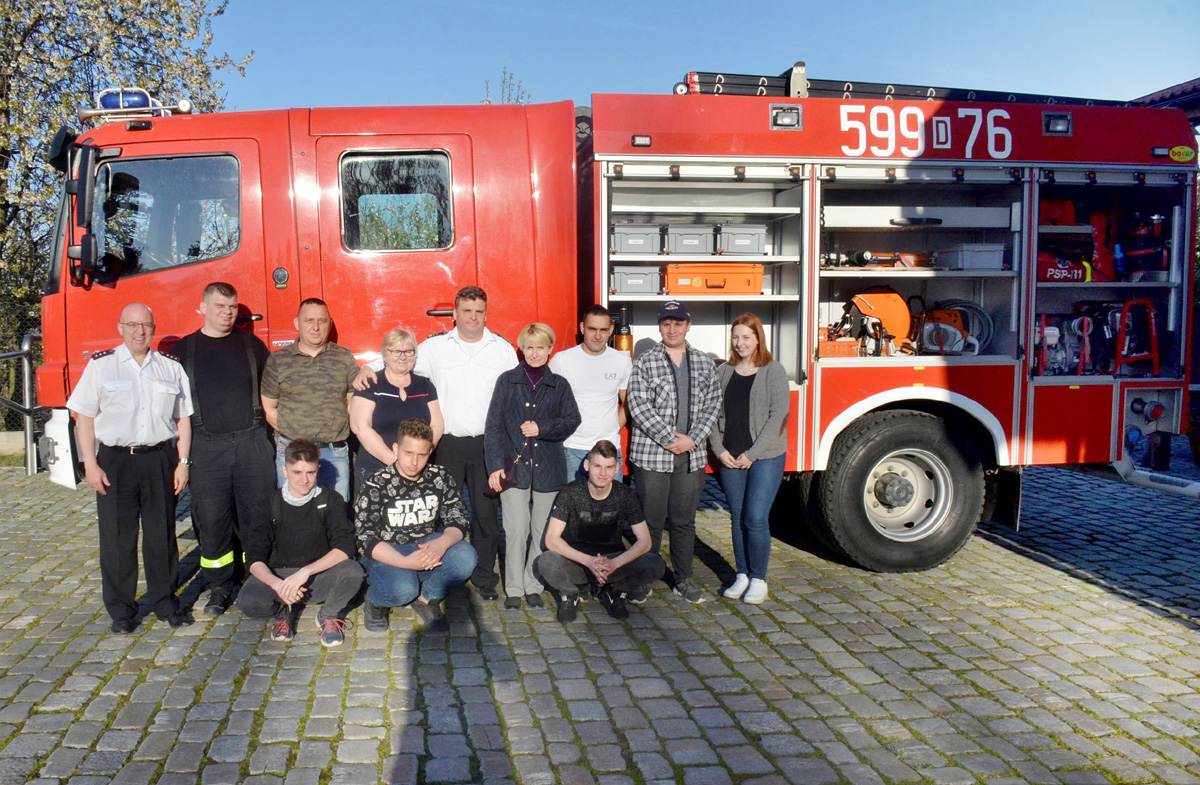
[361,535,478,606]
[275,437,350,505]
[564,447,623,481]
[719,454,785,581]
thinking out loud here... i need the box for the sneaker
[203,587,231,616]
[555,593,580,623]
[362,600,389,632]
[315,615,348,647]
[743,578,768,605]
[723,573,750,599]
[475,584,499,601]
[525,593,544,608]
[626,585,652,605]
[269,616,294,642]
[504,596,522,610]
[599,587,629,620]
[672,579,707,604]
[412,598,447,631]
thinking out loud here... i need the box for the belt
[282,436,348,450]
[195,424,267,440]
[100,440,171,454]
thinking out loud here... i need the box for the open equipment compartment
[1031,168,1192,381]
[816,164,1025,361]
[600,159,807,382]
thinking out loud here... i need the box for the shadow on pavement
[976,462,1200,632]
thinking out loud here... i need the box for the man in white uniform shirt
[67,303,196,633]
[357,286,516,600]
[549,305,632,479]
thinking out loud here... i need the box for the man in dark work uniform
[172,282,274,615]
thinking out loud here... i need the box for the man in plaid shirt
[626,300,722,603]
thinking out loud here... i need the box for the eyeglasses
[384,348,416,358]
[120,322,154,332]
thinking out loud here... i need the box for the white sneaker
[743,579,768,605]
[722,573,749,599]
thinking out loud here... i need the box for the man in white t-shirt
[549,305,633,479]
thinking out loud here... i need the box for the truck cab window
[92,156,239,279]
[340,152,452,251]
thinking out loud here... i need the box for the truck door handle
[426,308,453,317]
[237,313,264,322]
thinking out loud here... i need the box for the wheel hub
[873,473,914,506]
[861,450,954,542]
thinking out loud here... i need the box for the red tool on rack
[1114,298,1160,376]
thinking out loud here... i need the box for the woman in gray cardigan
[709,313,790,604]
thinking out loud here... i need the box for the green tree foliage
[359,198,440,251]
[0,0,250,425]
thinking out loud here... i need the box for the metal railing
[0,333,44,475]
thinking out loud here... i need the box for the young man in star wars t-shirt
[354,418,478,631]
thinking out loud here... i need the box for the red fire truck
[35,66,1198,572]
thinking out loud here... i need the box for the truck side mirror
[74,144,97,229]
[48,127,78,173]
[66,233,99,286]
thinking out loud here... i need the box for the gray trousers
[500,487,556,597]
[236,560,364,621]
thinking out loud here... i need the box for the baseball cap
[657,300,692,322]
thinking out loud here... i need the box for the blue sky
[209,0,1199,112]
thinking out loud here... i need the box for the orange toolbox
[663,263,763,295]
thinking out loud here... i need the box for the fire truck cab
[37,74,1198,573]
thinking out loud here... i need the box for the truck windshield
[92,155,240,279]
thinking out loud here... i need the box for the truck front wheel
[817,411,984,572]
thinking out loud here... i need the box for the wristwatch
[179,457,193,466]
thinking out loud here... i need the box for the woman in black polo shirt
[350,328,444,490]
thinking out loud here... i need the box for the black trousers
[190,427,275,590]
[95,444,180,621]
[535,550,666,596]
[633,456,706,583]
[236,560,365,621]
[435,434,500,589]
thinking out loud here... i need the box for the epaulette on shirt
[90,348,116,360]
[161,351,182,363]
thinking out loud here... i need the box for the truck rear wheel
[817,410,984,572]
[796,471,844,556]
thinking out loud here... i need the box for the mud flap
[982,466,1022,531]
[40,408,81,490]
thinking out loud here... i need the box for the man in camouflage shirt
[354,418,477,631]
[261,298,360,504]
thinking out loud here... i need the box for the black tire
[817,410,984,572]
[796,471,845,556]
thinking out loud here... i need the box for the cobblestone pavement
[0,463,1198,785]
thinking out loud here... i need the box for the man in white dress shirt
[357,286,516,600]
[67,303,196,633]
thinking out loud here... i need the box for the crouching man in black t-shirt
[537,440,665,622]
[238,439,365,647]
